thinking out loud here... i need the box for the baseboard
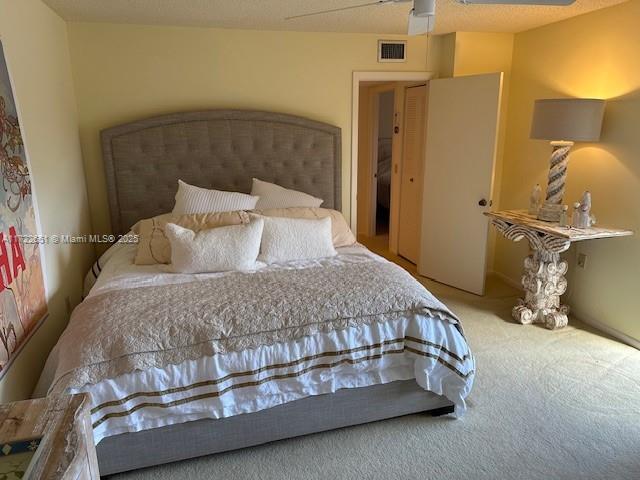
[488,270,522,291]
[572,309,640,350]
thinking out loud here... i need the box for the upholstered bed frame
[101,109,341,235]
[97,110,453,475]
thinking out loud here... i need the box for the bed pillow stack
[133,179,356,273]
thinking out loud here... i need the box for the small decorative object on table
[528,184,542,215]
[485,210,632,329]
[0,394,99,479]
[558,205,569,227]
[572,191,596,228]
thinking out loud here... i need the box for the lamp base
[537,202,563,222]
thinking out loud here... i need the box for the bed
[35,110,474,475]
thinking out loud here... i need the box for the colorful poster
[0,41,48,377]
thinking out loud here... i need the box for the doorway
[356,80,428,266]
[375,90,394,236]
[352,71,504,296]
[351,71,433,250]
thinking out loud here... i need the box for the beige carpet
[113,277,640,480]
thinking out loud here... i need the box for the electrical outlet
[577,253,587,269]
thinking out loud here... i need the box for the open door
[418,73,503,295]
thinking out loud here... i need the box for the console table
[485,209,632,329]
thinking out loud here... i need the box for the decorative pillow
[134,211,250,265]
[251,178,323,209]
[255,207,356,248]
[172,180,258,214]
[258,216,337,265]
[165,218,264,274]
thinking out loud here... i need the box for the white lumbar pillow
[259,216,337,265]
[172,180,259,214]
[165,218,264,273]
[251,178,323,209]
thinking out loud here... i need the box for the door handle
[409,177,414,183]
[478,198,488,207]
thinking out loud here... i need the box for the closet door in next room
[398,84,427,264]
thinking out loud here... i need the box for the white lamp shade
[530,98,605,142]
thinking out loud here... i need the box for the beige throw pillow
[251,178,323,209]
[254,207,356,248]
[134,210,250,265]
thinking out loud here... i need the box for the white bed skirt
[77,312,473,444]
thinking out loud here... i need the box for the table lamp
[530,98,605,222]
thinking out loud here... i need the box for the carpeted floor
[112,272,640,480]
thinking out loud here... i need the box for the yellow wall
[67,23,434,237]
[0,0,94,400]
[435,33,456,78]
[497,0,640,342]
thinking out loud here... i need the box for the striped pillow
[83,257,102,299]
[251,178,323,210]
[172,180,258,214]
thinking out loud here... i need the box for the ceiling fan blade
[285,1,392,21]
[457,0,575,5]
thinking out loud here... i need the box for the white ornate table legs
[513,249,570,329]
[492,219,571,330]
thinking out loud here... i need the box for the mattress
[36,242,474,445]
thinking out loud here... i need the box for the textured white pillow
[254,207,356,248]
[165,218,264,273]
[251,178,323,209]
[259,216,337,264]
[172,180,258,214]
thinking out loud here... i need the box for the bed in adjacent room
[35,110,474,475]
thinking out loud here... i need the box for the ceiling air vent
[378,40,406,63]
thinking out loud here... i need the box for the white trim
[351,71,434,232]
[572,308,640,351]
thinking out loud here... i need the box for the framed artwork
[0,40,48,378]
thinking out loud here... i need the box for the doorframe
[351,71,434,237]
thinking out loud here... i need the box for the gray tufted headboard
[101,110,342,234]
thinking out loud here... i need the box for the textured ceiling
[43,0,627,35]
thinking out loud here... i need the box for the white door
[418,73,503,295]
[398,84,427,263]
